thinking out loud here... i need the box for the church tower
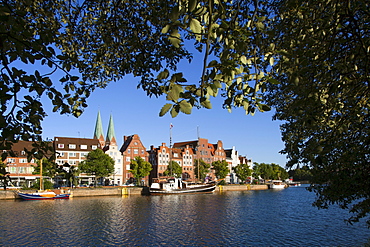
[105,114,117,146]
[93,110,105,148]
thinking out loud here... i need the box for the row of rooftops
[2,111,251,163]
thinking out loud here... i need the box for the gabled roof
[120,134,146,153]
[3,141,53,158]
[173,140,198,149]
[54,137,100,151]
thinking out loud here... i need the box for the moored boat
[16,158,70,200]
[270,180,286,189]
[149,177,216,195]
[17,190,70,200]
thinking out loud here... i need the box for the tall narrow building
[103,113,123,186]
[94,110,105,147]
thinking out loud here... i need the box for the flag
[170,123,173,129]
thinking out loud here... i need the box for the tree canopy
[79,149,115,183]
[129,156,152,185]
[163,161,182,178]
[1,0,369,226]
[194,159,211,181]
[212,160,229,181]
[233,163,252,184]
[253,162,288,181]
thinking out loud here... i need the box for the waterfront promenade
[0,184,268,199]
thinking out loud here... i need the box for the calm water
[0,186,369,246]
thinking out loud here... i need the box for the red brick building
[2,141,42,188]
[120,134,149,185]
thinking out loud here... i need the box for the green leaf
[188,0,197,12]
[207,60,218,68]
[161,24,171,34]
[157,69,170,80]
[169,5,180,21]
[169,30,181,48]
[200,99,212,109]
[159,103,172,117]
[190,18,202,34]
[170,106,179,117]
[166,84,183,102]
[179,100,192,114]
[267,78,280,85]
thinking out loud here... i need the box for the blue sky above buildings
[41,73,288,167]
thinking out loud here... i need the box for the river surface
[0,186,369,246]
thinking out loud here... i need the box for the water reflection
[0,188,369,246]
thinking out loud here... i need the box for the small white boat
[270,180,286,189]
[150,177,216,195]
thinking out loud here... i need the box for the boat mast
[197,126,200,182]
[39,158,43,191]
[170,123,173,177]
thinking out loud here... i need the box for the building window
[21,151,26,155]
[134,149,138,154]
[69,153,77,157]
[141,150,144,154]
[174,153,178,158]
[92,145,97,150]
[69,144,76,149]
[7,158,15,163]
[80,145,87,149]
[58,144,64,149]
[19,159,27,163]
[69,160,77,165]
[128,149,131,154]
[126,157,130,162]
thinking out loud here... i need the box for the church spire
[106,114,117,145]
[94,110,105,147]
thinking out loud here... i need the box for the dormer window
[69,144,76,149]
[58,144,64,149]
[92,145,97,150]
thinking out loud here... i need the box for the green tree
[163,161,182,178]
[253,162,273,181]
[289,166,312,182]
[129,156,152,186]
[65,165,80,188]
[270,163,289,180]
[32,158,59,179]
[2,0,369,226]
[1,0,271,154]
[212,160,229,182]
[266,0,370,225]
[30,178,54,190]
[194,159,211,181]
[233,163,252,184]
[79,149,114,186]
[0,161,11,190]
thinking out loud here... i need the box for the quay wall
[0,184,268,200]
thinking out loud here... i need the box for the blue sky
[41,73,288,167]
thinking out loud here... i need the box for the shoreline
[0,184,269,200]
